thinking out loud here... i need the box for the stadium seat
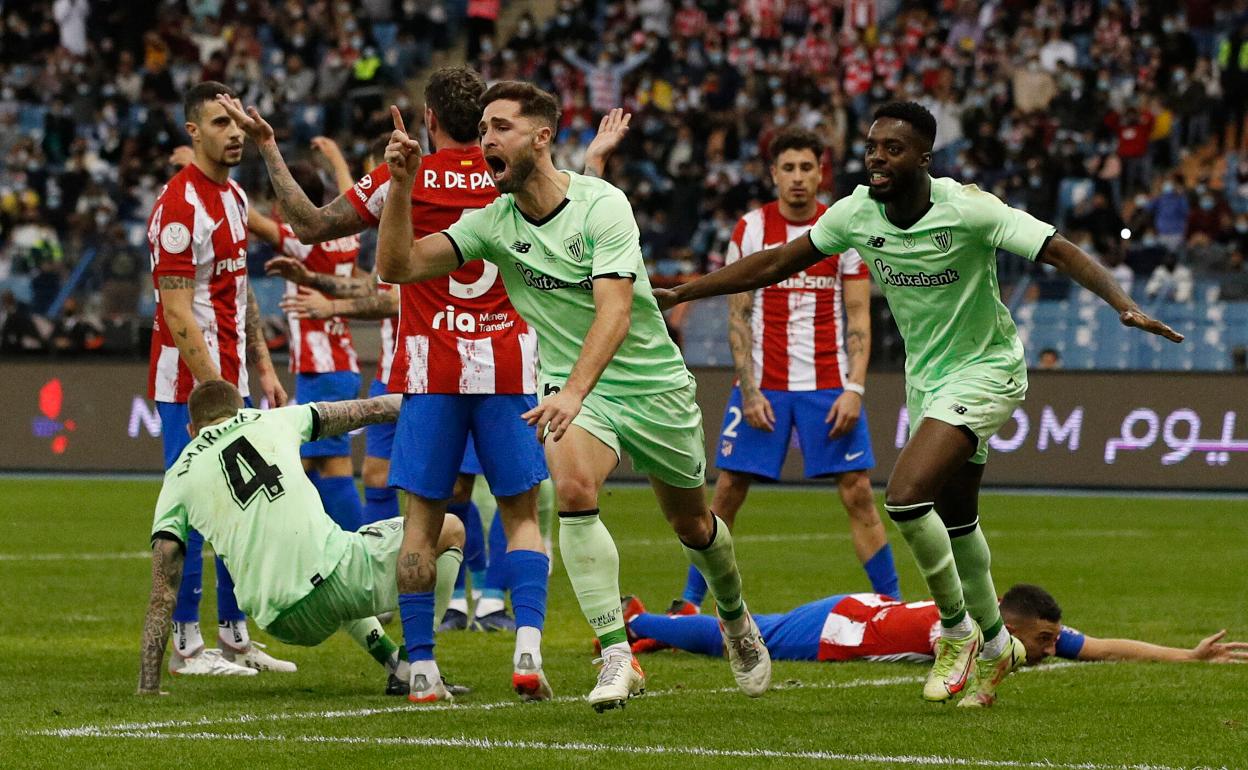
[681,295,731,367]
[250,276,287,317]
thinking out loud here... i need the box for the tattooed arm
[313,395,402,437]
[727,289,775,432]
[159,275,222,383]
[246,285,287,406]
[280,285,398,320]
[825,276,870,439]
[137,538,184,695]
[265,256,379,297]
[1039,235,1182,342]
[215,96,366,244]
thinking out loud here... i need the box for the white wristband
[843,382,865,397]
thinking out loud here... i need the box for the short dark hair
[183,81,236,124]
[368,133,391,167]
[1039,347,1061,359]
[480,81,561,130]
[873,101,937,149]
[188,380,244,431]
[769,126,824,164]
[287,161,325,206]
[424,67,487,143]
[1000,584,1062,623]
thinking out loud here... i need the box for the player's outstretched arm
[215,96,366,244]
[137,539,184,695]
[375,106,460,284]
[245,286,287,407]
[159,276,223,384]
[583,108,631,178]
[1077,630,1248,663]
[281,286,398,320]
[523,277,633,442]
[1038,235,1183,342]
[314,395,403,437]
[656,234,828,310]
[247,207,284,248]
[310,136,354,194]
[264,256,379,297]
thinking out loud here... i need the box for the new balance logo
[511,241,532,253]
[866,236,886,248]
[951,404,968,415]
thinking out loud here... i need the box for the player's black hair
[188,380,244,431]
[480,81,562,131]
[769,126,825,164]
[368,133,391,167]
[287,161,326,206]
[424,67,487,143]
[873,101,937,150]
[1000,584,1063,623]
[183,81,236,124]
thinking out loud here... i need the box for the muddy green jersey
[150,405,349,627]
[809,177,1055,390]
[444,171,690,396]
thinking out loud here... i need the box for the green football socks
[558,509,627,648]
[682,515,745,623]
[434,546,464,628]
[949,524,1005,642]
[886,502,967,626]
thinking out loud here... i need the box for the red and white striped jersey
[375,283,398,385]
[346,148,536,394]
[818,594,940,663]
[276,219,360,375]
[147,163,250,403]
[726,201,868,391]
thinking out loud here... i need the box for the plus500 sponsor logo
[775,272,838,290]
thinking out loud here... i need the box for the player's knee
[839,473,879,521]
[669,511,714,548]
[553,475,598,511]
[440,513,466,550]
[361,458,388,489]
[884,478,930,514]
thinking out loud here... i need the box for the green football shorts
[264,518,403,646]
[905,367,1027,465]
[558,375,707,489]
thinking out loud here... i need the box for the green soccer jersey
[444,170,690,396]
[150,405,351,627]
[809,177,1056,391]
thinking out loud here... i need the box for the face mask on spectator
[1143,234,1158,247]
[1237,221,1248,234]
[1135,195,1149,208]
[1162,181,1175,194]
[1196,183,1208,195]
[1200,196,1215,211]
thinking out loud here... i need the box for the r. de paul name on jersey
[873,258,960,288]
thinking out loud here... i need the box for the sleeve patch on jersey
[308,403,323,442]
[160,222,191,254]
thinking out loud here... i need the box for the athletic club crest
[564,233,585,262]
[902,233,915,249]
[931,229,953,252]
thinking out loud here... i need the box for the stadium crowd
[3,0,1248,364]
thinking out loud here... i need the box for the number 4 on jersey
[219,436,285,509]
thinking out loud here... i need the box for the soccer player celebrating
[220,69,552,704]
[146,81,294,677]
[622,585,1248,672]
[669,126,899,619]
[248,157,365,532]
[375,82,772,712]
[138,381,465,696]
[656,102,1182,708]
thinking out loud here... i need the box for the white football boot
[169,647,258,677]
[587,649,645,713]
[721,609,772,697]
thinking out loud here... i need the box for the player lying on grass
[138,381,465,696]
[622,584,1248,676]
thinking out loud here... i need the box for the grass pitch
[1,478,1245,769]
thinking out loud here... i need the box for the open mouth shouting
[485,153,509,184]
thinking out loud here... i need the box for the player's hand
[653,287,679,311]
[1121,307,1184,343]
[1190,630,1248,663]
[310,136,346,165]
[741,390,775,432]
[216,95,275,145]
[265,256,312,285]
[280,287,334,320]
[384,105,423,183]
[523,389,584,443]
[584,108,632,174]
[258,367,288,408]
[168,145,194,169]
[825,390,862,439]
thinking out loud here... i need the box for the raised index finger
[390,105,407,135]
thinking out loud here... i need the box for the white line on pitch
[40,664,1082,737]
[0,551,150,562]
[33,727,1213,770]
